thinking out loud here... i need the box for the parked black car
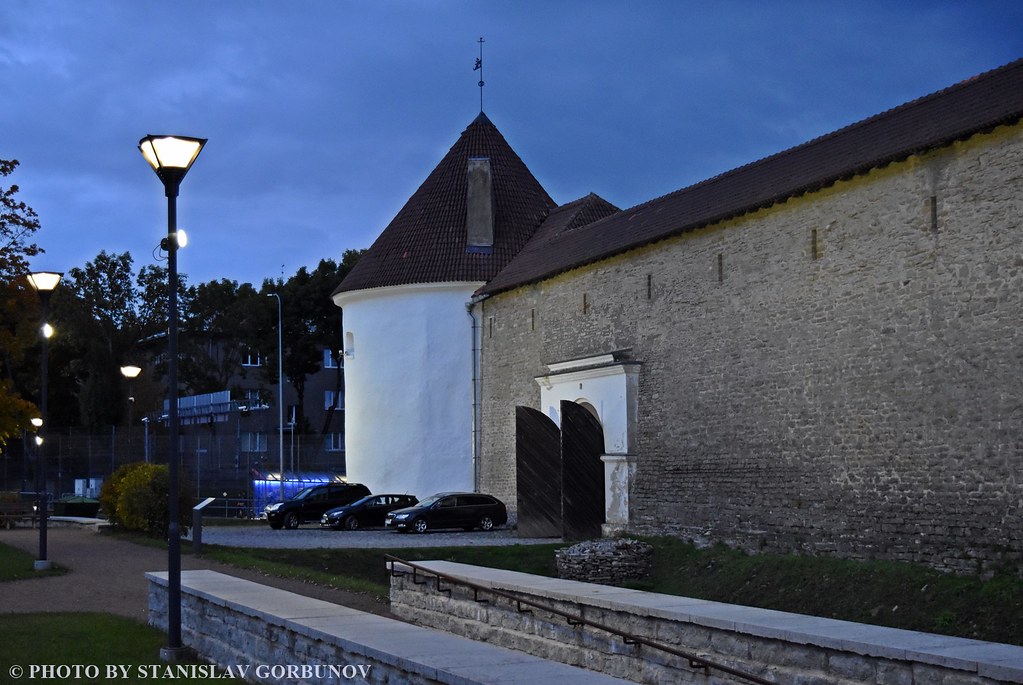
[384,492,507,533]
[320,494,419,530]
[265,482,371,529]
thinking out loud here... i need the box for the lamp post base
[159,647,190,664]
[33,560,52,571]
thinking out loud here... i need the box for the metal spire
[474,36,485,113]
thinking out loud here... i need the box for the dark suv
[384,492,507,533]
[265,482,370,529]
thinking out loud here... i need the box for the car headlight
[393,512,410,520]
[265,503,281,512]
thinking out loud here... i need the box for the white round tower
[331,113,555,499]
[334,282,479,495]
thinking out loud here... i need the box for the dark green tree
[0,159,43,447]
[180,279,262,395]
[258,249,364,435]
[311,250,363,433]
[59,251,184,428]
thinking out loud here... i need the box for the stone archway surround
[534,352,640,535]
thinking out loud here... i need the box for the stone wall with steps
[390,560,1023,685]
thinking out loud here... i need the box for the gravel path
[196,523,561,549]
[0,521,562,625]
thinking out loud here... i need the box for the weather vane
[474,36,484,113]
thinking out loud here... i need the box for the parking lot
[196,523,561,549]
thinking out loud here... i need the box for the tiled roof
[480,58,1023,297]
[332,113,556,296]
[530,193,621,245]
[475,193,618,293]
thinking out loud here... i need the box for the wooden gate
[515,402,605,540]
[560,400,606,540]
[515,406,562,538]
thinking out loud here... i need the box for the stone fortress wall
[478,122,1023,574]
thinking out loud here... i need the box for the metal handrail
[385,555,775,685]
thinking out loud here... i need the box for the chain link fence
[2,427,348,519]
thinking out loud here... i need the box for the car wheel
[343,516,359,531]
[412,517,429,534]
[283,512,300,530]
[479,516,494,531]
[269,521,283,530]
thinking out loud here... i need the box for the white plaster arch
[534,352,640,535]
[576,400,600,421]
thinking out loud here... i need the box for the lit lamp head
[138,135,206,198]
[120,365,142,379]
[27,271,62,334]
[26,272,62,293]
[160,229,188,252]
[140,135,205,255]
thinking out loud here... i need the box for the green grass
[204,542,563,599]
[0,542,66,581]
[204,537,1023,646]
[0,613,247,684]
[79,528,1023,646]
[632,538,1023,646]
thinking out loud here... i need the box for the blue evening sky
[2,1,1021,287]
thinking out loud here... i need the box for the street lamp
[138,134,205,662]
[267,293,285,505]
[27,270,61,572]
[121,365,142,457]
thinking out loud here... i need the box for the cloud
[3,0,1021,285]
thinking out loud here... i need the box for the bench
[0,501,37,529]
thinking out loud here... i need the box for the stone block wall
[390,561,1023,685]
[147,574,447,685]
[478,123,1023,574]
[147,570,638,685]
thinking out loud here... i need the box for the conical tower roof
[333,113,556,295]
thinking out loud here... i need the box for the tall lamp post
[138,134,205,661]
[267,293,285,505]
[27,271,61,572]
[121,365,142,457]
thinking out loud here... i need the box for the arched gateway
[516,352,641,540]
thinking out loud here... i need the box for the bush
[99,461,193,538]
[99,462,146,526]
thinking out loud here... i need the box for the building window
[323,348,340,368]
[241,350,262,367]
[241,431,267,453]
[325,390,343,410]
[324,432,344,452]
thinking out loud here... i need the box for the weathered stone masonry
[478,123,1023,574]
